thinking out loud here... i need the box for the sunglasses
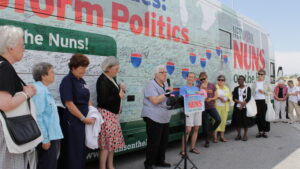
[258,73,264,76]
[218,79,225,82]
[200,78,206,81]
[159,71,167,74]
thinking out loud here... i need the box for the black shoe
[204,140,210,148]
[144,165,153,169]
[256,133,262,138]
[155,162,171,168]
[235,135,241,141]
[144,162,153,169]
[262,133,268,138]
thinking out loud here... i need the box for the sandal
[235,135,241,140]
[242,136,248,141]
[189,148,200,154]
[179,151,186,156]
[220,138,228,142]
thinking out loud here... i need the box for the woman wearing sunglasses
[198,72,221,148]
[214,75,232,142]
[252,69,273,138]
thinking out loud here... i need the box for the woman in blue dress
[59,53,95,169]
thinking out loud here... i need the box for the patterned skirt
[98,108,125,151]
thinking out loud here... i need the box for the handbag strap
[0,61,32,118]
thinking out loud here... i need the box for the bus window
[270,62,275,84]
[219,29,232,49]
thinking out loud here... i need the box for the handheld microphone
[167,79,171,87]
[165,79,171,97]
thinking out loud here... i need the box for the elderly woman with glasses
[198,72,221,148]
[32,62,63,169]
[252,69,273,138]
[141,65,173,169]
[214,75,232,142]
[0,25,36,169]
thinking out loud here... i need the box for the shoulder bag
[245,87,257,117]
[0,61,42,153]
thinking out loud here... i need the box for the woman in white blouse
[252,69,272,138]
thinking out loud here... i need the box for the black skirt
[231,107,255,128]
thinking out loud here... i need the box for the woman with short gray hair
[31,62,63,169]
[101,56,120,73]
[0,25,36,169]
[97,56,125,169]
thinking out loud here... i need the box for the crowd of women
[1,25,300,169]
[0,26,124,169]
[179,69,300,157]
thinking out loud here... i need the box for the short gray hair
[32,62,53,82]
[101,56,119,72]
[0,25,24,55]
[154,65,166,75]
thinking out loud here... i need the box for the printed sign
[183,94,205,115]
[0,18,116,56]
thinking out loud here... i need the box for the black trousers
[202,108,221,139]
[256,100,270,132]
[37,140,60,169]
[143,117,169,166]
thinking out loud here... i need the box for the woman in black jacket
[231,75,255,141]
[97,56,125,169]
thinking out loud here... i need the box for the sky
[218,0,300,75]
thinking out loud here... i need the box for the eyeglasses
[258,73,264,76]
[159,71,167,74]
[218,79,225,82]
[200,78,206,81]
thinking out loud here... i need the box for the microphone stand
[174,111,198,169]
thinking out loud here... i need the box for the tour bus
[0,0,275,160]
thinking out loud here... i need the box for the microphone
[165,79,171,97]
[167,79,171,87]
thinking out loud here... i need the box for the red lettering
[144,12,150,36]
[30,0,54,18]
[157,16,165,39]
[251,46,259,71]
[166,17,171,40]
[112,2,129,30]
[57,0,72,20]
[130,15,143,35]
[243,43,251,70]
[259,49,265,70]
[172,25,180,42]
[151,12,156,37]
[15,0,25,13]
[181,28,189,44]
[233,40,243,69]
[75,0,103,27]
[0,0,8,10]
[188,102,194,108]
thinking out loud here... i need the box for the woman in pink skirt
[96,56,125,169]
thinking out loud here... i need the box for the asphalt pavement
[87,122,300,169]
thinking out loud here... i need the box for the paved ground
[87,122,300,169]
